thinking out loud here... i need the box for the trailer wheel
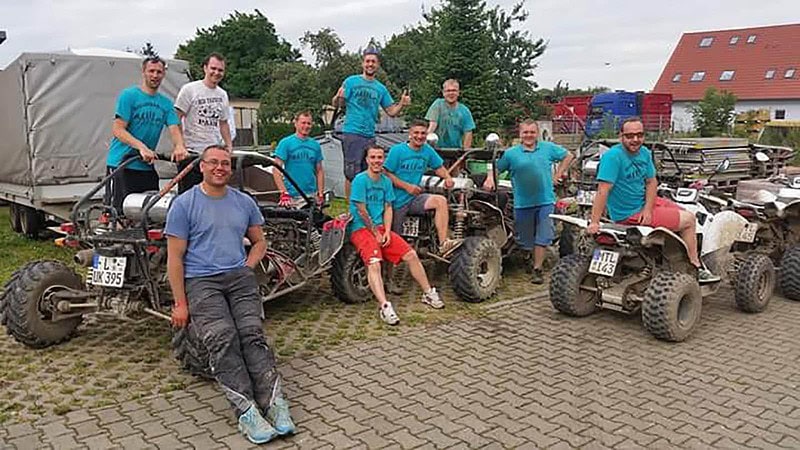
[19,206,44,239]
[8,203,22,233]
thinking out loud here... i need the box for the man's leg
[386,232,444,309]
[423,194,450,245]
[341,134,371,204]
[185,275,257,416]
[351,228,399,324]
[532,204,556,271]
[224,268,295,435]
[677,210,702,267]
[385,203,412,295]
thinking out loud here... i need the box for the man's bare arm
[167,237,189,307]
[271,157,288,194]
[245,225,267,268]
[590,182,613,226]
[220,120,233,150]
[462,131,473,150]
[356,202,376,234]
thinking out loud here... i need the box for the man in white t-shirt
[175,52,233,193]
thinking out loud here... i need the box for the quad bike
[331,138,514,304]
[549,158,774,342]
[0,151,351,367]
[726,170,800,301]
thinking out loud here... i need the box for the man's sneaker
[238,404,278,444]
[421,288,445,309]
[266,397,296,436]
[379,302,400,325]
[531,268,544,285]
[698,268,721,283]
[439,238,463,257]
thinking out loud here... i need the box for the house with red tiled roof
[653,23,800,131]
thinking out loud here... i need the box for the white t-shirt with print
[174,80,230,152]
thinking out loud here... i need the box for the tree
[381,0,546,138]
[301,28,361,102]
[539,81,609,103]
[259,62,322,123]
[690,87,737,137]
[139,42,158,58]
[175,10,300,98]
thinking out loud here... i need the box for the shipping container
[641,93,672,133]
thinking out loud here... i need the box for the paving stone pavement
[1,288,799,449]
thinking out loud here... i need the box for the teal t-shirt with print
[384,142,444,209]
[349,172,395,232]
[274,134,324,198]
[107,85,180,171]
[342,75,394,137]
[496,141,568,209]
[425,99,476,149]
[595,144,656,222]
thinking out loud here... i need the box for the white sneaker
[421,288,444,309]
[379,302,400,325]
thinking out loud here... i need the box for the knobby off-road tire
[779,245,800,301]
[0,261,41,326]
[734,253,775,313]
[549,254,597,316]
[642,272,702,342]
[331,243,373,304]
[448,236,502,303]
[4,260,83,348]
[171,323,213,379]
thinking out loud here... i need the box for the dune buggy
[0,151,351,371]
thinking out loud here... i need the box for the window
[775,110,786,120]
[690,71,706,82]
[729,36,740,45]
[699,37,714,47]
[765,69,776,79]
[746,35,757,44]
[785,68,796,79]
[672,73,682,82]
[719,70,735,81]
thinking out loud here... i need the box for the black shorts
[104,166,159,214]
[177,157,203,194]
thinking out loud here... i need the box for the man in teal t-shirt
[483,119,574,284]
[105,56,187,214]
[384,120,460,257]
[425,79,476,150]
[349,145,443,326]
[332,48,410,201]
[272,111,325,208]
[589,117,713,280]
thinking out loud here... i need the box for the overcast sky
[1,0,797,91]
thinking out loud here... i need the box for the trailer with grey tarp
[0,50,190,236]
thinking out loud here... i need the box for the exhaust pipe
[74,249,95,267]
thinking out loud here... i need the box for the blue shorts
[515,204,555,250]
[341,133,376,181]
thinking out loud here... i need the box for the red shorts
[350,226,412,265]
[620,197,683,230]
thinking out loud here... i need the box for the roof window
[765,69,776,79]
[746,35,757,44]
[672,73,681,82]
[729,36,739,45]
[699,37,714,47]
[786,68,797,79]
[719,71,735,81]
[690,71,706,82]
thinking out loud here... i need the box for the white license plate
[589,249,619,276]
[577,190,596,206]
[91,255,127,288]
[736,222,758,243]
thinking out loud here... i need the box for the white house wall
[672,100,800,132]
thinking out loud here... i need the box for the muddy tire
[550,254,597,316]
[4,260,83,348]
[8,203,22,233]
[642,272,702,342]
[779,245,800,301]
[448,237,502,303]
[331,243,373,304]
[735,253,775,313]
[171,323,213,379]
